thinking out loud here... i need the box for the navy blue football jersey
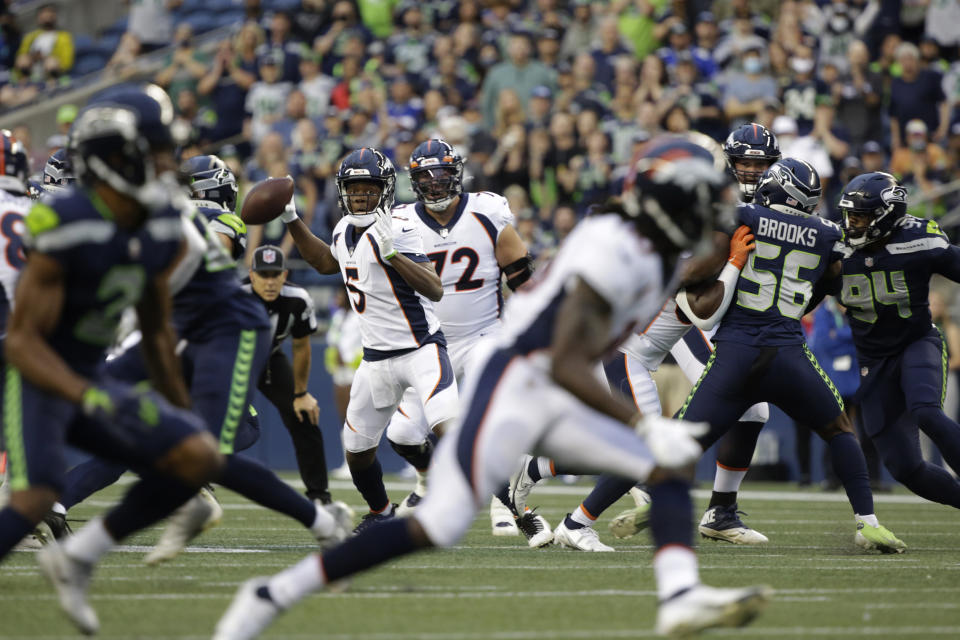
[202,207,248,261]
[714,203,845,346]
[171,205,268,342]
[839,216,960,359]
[23,188,184,375]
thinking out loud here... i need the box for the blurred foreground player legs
[214,137,772,640]
[0,86,225,634]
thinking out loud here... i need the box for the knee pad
[388,438,434,470]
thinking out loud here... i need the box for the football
[239,176,295,225]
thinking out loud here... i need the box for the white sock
[267,554,326,608]
[52,502,67,516]
[415,470,428,495]
[653,545,699,601]
[570,505,596,528]
[64,516,115,565]
[310,504,335,538]
[856,513,879,527]
[713,464,747,493]
[537,457,555,479]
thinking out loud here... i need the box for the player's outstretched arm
[137,270,192,409]
[4,252,89,404]
[675,225,755,330]
[286,218,339,274]
[550,277,640,425]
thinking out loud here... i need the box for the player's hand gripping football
[728,225,756,270]
[631,414,707,469]
[279,186,298,223]
[372,208,397,259]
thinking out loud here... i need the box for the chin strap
[503,254,534,291]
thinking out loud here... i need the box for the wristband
[294,391,308,398]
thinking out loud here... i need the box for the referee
[244,245,331,505]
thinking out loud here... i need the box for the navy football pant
[858,330,960,507]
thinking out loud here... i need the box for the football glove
[632,414,707,469]
[371,208,397,259]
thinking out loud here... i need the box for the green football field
[3,475,959,639]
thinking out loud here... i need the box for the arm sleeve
[290,296,319,339]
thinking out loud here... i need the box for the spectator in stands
[314,0,372,76]
[245,50,293,145]
[17,3,72,76]
[481,32,555,128]
[272,90,308,144]
[197,36,257,144]
[831,40,883,150]
[0,53,39,107]
[0,4,22,73]
[781,43,831,137]
[126,0,182,55]
[291,0,328,44]
[657,20,715,80]
[298,49,334,120]
[386,75,424,132]
[694,11,720,59]
[154,24,209,102]
[859,140,887,173]
[536,28,562,69]
[890,118,952,217]
[889,42,949,150]
[818,1,856,74]
[591,16,633,91]
[387,3,432,79]
[258,11,302,83]
[633,52,666,108]
[773,114,834,192]
[723,45,779,126]
[526,85,552,129]
[713,16,767,70]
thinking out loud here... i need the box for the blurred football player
[213,137,772,640]
[386,139,532,536]
[51,153,350,564]
[277,147,456,532]
[831,172,960,509]
[0,86,224,634]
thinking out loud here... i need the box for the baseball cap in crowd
[772,115,798,136]
[861,140,884,155]
[670,22,688,35]
[258,49,284,67]
[531,85,552,99]
[56,103,77,125]
[252,245,286,273]
[697,11,716,24]
[539,28,561,41]
[905,119,928,136]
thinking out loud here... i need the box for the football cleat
[655,583,773,637]
[553,519,614,552]
[213,578,283,640]
[854,520,906,554]
[36,542,99,635]
[44,510,73,540]
[352,504,397,535]
[395,490,423,517]
[490,496,519,537]
[316,501,354,550]
[699,504,769,545]
[609,487,652,539]
[517,508,553,548]
[508,455,539,515]
[145,486,223,565]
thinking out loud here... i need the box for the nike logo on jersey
[755,217,818,248]
[401,227,414,233]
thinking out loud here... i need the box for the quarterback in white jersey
[280,147,457,531]
[383,140,531,517]
[214,137,771,640]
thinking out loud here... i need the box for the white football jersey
[394,192,515,343]
[0,189,31,337]
[620,298,695,370]
[330,212,441,356]
[499,214,668,361]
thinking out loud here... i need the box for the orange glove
[728,225,756,270]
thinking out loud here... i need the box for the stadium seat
[72,53,109,77]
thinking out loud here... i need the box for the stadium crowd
[0,0,959,273]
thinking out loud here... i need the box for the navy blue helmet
[622,133,729,254]
[754,158,822,217]
[181,154,238,211]
[68,84,177,209]
[408,139,463,212]
[336,147,396,226]
[723,123,781,200]
[0,130,29,196]
[42,149,75,194]
[838,171,908,248]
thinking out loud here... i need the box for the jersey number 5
[737,240,821,319]
[345,267,365,313]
